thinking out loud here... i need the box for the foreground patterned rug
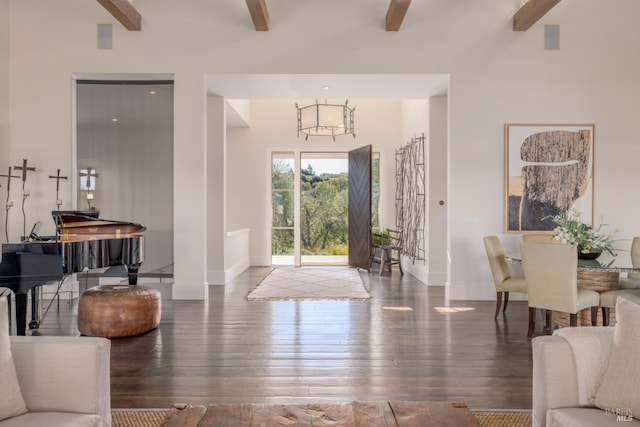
[111,408,532,427]
[246,267,370,301]
[473,409,532,427]
[112,409,167,427]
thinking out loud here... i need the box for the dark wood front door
[348,145,372,270]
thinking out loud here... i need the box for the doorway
[75,78,174,275]
[300,153,349,265]
[271,150,379,267]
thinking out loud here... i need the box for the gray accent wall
[76,82,174,274]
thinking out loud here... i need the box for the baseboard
[207,261,250,285]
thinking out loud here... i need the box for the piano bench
[77,285,161,338]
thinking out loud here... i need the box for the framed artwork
[504,124,594,233]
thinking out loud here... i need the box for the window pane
[272,190,294,227]
[272,229,294,255]
[372,153,380,230]
[272,157,294,190]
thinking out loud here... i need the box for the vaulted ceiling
[96,0,561,33]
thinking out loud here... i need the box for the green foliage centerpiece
[543,210,619,258]
[373,228,392,246]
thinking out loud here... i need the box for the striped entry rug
[246,267,370,301]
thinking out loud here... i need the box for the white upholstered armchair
[1,298,111,427]
[532,297,640,427]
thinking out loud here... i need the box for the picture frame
[504,123,594,233]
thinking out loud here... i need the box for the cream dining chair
[483,236,527,319]
[520,242,600,339]
[598,288,640,326]
[618,237,640,289]
[521,233,561,244]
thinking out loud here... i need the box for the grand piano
[0,211,145,335]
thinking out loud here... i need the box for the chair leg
[494,292,503,319]
[544,309,553,334]
[569,313,578,327]
[591,306,598,326]
[502,292,510,315]
[527,307,536,339]
[602,307,610,326]
[378,248,386,276]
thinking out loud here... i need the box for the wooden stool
[78,285,161,338]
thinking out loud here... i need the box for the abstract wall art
[504,124,594,233]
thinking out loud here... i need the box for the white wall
[446,1,640,299]
[207,95,226,284]
[5,0,640,300]
[0,0,9,180]
[428,96,448,285]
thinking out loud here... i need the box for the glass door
[300,153,349,265]
[270,151,379,267]
[271,153,295,265]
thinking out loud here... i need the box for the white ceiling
[73,73,449,99]
[206,74,450,100]
[73,73,449,128]
[208,74,450,127]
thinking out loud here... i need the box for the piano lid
[52,211,146,235]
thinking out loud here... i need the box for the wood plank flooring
[23,267,534,410]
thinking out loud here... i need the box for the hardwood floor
[24,267,534,410]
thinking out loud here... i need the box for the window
[271,153,295,264]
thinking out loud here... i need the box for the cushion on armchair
[593,296,640,420]
[553,326,614,405]
[0,298,28,421]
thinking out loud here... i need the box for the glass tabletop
[506,249,640,273]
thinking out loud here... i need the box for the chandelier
[296,99,355,141]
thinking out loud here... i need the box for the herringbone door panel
[348,145,372,270]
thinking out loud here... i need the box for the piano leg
[127,263,140,285]
[15,293,27,336]
[6,294,12,332]
[29,287,40,330]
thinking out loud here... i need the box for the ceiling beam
[513,0,561,31]
[385,0,411,31]
[96,0,141,31]
[246,0,269,31]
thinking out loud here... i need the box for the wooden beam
[96,0,141,31]
[246,0,269,31]
[513,0,561,31]
[385,0,411,31]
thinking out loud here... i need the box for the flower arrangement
[543,210,619,257]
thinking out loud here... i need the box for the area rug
[112,409,167,427]
[111,408,532,427]
[473,409,532,427]
[246,267,370,301]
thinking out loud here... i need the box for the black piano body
[0,242,63,336]
[54,210,145,282]
[1,212,145,335]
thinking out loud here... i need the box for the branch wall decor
[395,134,426,262]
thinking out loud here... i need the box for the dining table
[505,248,640,325]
